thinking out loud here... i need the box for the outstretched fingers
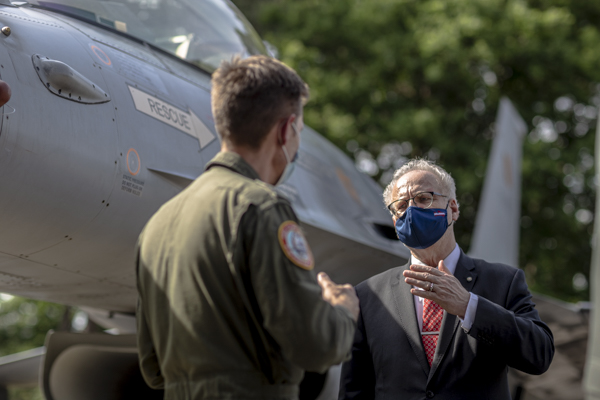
[404,277,433,291]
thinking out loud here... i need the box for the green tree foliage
[234,0,599,302]
[0,295,68,357]
[7,386,43,400]
[0,295,69,399]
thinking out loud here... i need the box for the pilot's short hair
[383,158,458,207]
[211,55,309,149]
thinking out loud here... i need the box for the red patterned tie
[422,298,444,366]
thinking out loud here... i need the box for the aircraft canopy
[30,0,267,71]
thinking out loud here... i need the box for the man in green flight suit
[136,55,359,399]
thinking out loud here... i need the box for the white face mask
[275,123,299,186]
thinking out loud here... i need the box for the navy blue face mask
[394,201,452,249]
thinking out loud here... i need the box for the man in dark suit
[339,159,554,400]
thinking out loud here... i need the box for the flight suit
[136,152,356,399]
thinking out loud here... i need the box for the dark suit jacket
[339,250,554,400]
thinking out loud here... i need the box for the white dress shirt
[411,244,478,332]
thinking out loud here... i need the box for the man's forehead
[394,170,439,196]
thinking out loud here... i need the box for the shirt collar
[205,151,261,181]
[410,243,460,275]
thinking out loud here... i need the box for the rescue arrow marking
[128,86,215,148]
[189,107,217,149]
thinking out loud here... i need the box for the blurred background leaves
[0,295,68,357]
[0,295,70,399]
[234,0,600,303]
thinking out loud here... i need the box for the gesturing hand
[403,260,470,318]
[318,272,360,321]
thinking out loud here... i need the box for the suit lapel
[428,251,478,382]
[391,263,430,376]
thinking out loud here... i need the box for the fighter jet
[0,0,577,398]
[0,0,407,398]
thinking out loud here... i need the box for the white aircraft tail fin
[468,97,527,267]
[583,111,600,399]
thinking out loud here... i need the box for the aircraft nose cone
[0,79,11,107]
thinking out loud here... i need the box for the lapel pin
[466,277,473,282]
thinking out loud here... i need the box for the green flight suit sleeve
[242,201,356,373]
[136,297,165,389]
[135,240,165,390]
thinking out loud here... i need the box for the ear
[449,198,459,221]
[278,114,297,145]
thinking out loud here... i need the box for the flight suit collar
[205,151,261,181]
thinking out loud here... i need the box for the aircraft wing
[0,347,44,387]
[282,127,409,284]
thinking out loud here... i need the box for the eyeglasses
[387,191,447,217]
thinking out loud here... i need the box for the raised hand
[318,272,360,321]
[403,260,470,318]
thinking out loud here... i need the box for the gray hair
[383,158,458,207]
